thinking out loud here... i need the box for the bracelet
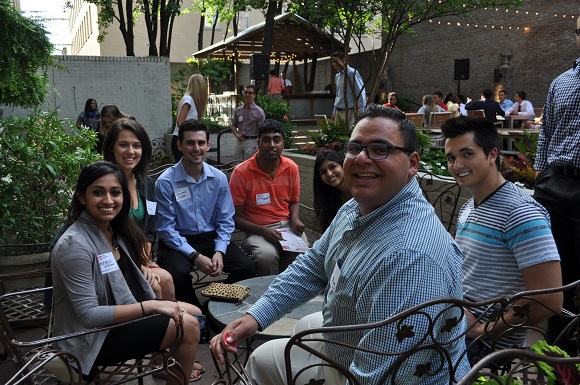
[189,251,201,261]
[140,302,145,317]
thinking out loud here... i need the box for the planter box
[0,252,49,292]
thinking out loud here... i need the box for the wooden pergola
[192,13,345,91]
[193,13,345,61]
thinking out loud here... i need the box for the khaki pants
[233,138,258,161]
[241,220,309,276]
[245,312,345,385]
[336,108,356,129]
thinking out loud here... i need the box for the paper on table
[278,227,309,253]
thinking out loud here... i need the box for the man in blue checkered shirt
[533,15,580,356]
[210,105,469,384]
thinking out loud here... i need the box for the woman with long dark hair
[76,98,101,132]
[51,161,202,383]
[103,118,175,300]
[313,150,352,231]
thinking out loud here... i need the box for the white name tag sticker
[329,263,341,295]
[146,200,157,215]
[256,192,270,205]
[175,187,191,202]
[458,206,472,225]
[238,116,244,122]
[98,252,119,275]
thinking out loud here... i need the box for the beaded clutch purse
[201,282,251,302]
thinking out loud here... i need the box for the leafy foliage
[419,149,450,176]
[307,115,351,154]
[202,111,230,134]
[0,0,54,108]
[66,0,183,56]
[189,57,233,86]
[255,94,295,148]
[500,130,540,189]
[0,110,101,254]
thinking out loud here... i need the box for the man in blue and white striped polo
[442,116,562,360]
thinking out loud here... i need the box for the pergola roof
[192,13,345,61]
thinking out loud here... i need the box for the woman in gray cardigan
[51,161,200,383]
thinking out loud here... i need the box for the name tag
[329,263,341,295]
[146,200,157,215]
[256,192,270,205]
[458,206,472,225]
[238,116,244,122]
[175,187,191,202]
[98,252,119,274]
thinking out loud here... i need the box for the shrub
[255,94,295,148]
[0,109,101,255]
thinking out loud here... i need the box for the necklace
[111,233,120,260]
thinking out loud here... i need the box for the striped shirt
[535,58,580,171]
[248,178,469,384]
[457,182,560,349]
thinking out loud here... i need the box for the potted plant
[0,109,101,288]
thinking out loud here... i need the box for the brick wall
[387,0,578,109]
[2,56,173,140]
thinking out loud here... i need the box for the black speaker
[454,59,470,81]
[250,54,269,81]
[494,68,502,83]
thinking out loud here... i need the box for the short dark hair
[516,91,526,100]
[482,89,493,99]
[441,116,501,170]
[103,118,153,179]
[433,91,443,99]
[269,69,276,76]
[354,104,418,152]
[178,119,209,142]
[498,89,508,96]
[244,84,256,91]
[331,51,345,59]
[258,119,285,140]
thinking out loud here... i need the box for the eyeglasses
[575,28,580,37]
[244,91,255,95]
[343,142,413,160]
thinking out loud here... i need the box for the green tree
[66,0,183,57]
[290,0,524,103]
[0,0,54,108]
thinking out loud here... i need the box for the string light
[424,8,575,33]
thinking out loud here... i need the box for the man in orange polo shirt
[229,119,308,276]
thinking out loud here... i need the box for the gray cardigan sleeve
[52,234,116,328]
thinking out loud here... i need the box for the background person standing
[267,70,285,99]
[330,51,366,127]
[230,84,266,161]
[533,16,580,356]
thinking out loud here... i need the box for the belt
[552,165,580,178]
[244,135,257,139]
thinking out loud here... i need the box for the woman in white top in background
[171,74,208,162]
[417,94,445,127]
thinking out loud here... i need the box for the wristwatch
[189,251,200,262]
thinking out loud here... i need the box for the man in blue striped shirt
[442,116,562,359]
[534,16,580,355]
[211,105,469,384]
